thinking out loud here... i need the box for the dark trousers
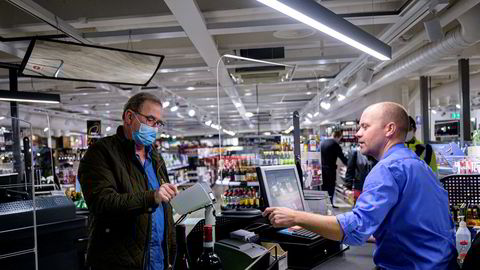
[322,168,336,205]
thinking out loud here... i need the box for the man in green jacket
[405,116,438,173]
[78,93,178,270]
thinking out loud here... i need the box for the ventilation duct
[353,3,480,98]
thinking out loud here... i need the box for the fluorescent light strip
[223,54,294,67]
[0,98,59,104]
[257,0,390,61]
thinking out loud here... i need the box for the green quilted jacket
[78,126,176,270]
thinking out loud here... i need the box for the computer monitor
[256,165,307,211]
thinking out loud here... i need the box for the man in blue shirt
[263,102,457,269]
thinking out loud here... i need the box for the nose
[355,129,362,139]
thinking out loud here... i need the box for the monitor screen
[257,165,306,211]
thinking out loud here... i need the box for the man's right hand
[154,183,178,204]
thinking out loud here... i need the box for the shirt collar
[381,143,406,160]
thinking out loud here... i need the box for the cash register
[256,165,345,269]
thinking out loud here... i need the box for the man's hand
[154,183,178,204]
[263,207,299,228]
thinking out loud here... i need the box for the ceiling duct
[233,47,286,83]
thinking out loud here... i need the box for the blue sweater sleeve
[336,163,400,245]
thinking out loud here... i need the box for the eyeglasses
[133,111,165,128]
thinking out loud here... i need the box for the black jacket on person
[345,150,377,191]
[320,138,348,170]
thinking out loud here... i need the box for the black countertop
[311,243,375,270]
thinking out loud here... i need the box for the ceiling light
[245,92,252,96]
[205,120,212,126]
[337,94,346,101]
[106,126,111,132]
[318,78,328,82]
[306,91,312,95]
[0,91,60,104]
[106,110,110,114]
[83,110,89,114]
[321,101,331,110]
[471,117,475,121]
[245,112,254,118]
[234,102,242,108]
[456,104,461,109]
[187,87,195,91]
[321,120,330,124]
[172,136,177,139]
[264,132,271,135]
[431,109,437,114]
[304,118,312,124]
[170,105,178,112]
[43,127,49,132]
[0,116,4,120]
[257,0,391,61]
[209,105,216,108]
[188,109,196,117]
[162,100,170,108]
[105,103,110,106]
[307,113,313,118]
[176,112,184,119]
[249,123,255,129]
[313,112,319,117]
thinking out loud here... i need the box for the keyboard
[277,227,321,241]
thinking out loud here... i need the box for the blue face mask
[132,114,158,145]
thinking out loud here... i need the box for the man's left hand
[263,207,298,228]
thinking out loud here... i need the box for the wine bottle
[196,225,222,269]
[173,224,191,270]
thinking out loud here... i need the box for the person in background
[344,149,377,204]
[320,130,348,207]
[264,102,457,269]
[406,116,438,173]
[78,93,178,270]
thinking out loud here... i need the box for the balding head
[357,102,409,159]
[364,102,409,140]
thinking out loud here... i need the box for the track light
[188,109,196,117]
[256,0,391,61]
[162,100,170,108]
[170,104,178,112]
[245,112,254,118]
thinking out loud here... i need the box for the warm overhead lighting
[187,86,195,91]
[223,54,294,67]
[188,109,196,117]
[307,113,313,118]
[256,0,391,61]
[170,105,178,112]
[162,100,170,108]
[106,126,112,132]
[456,104,461,109]
[0,91,60,104]
[43,127,49,132]
[245,112,254,118]
[337,94,346,101]
[431,109,437,114]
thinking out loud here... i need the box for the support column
[9,68,23,184]
[420,76,430,143]
[459,58,471,142]
[293,111,303,189]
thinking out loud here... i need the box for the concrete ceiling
[0,0,479,137]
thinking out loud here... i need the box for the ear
[384,122,396,138]
[124,110,133,125]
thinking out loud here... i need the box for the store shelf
[215,180,259,187]
[0,172,18,177]
[167,164,189,171]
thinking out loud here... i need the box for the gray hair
[122,92,163,120]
